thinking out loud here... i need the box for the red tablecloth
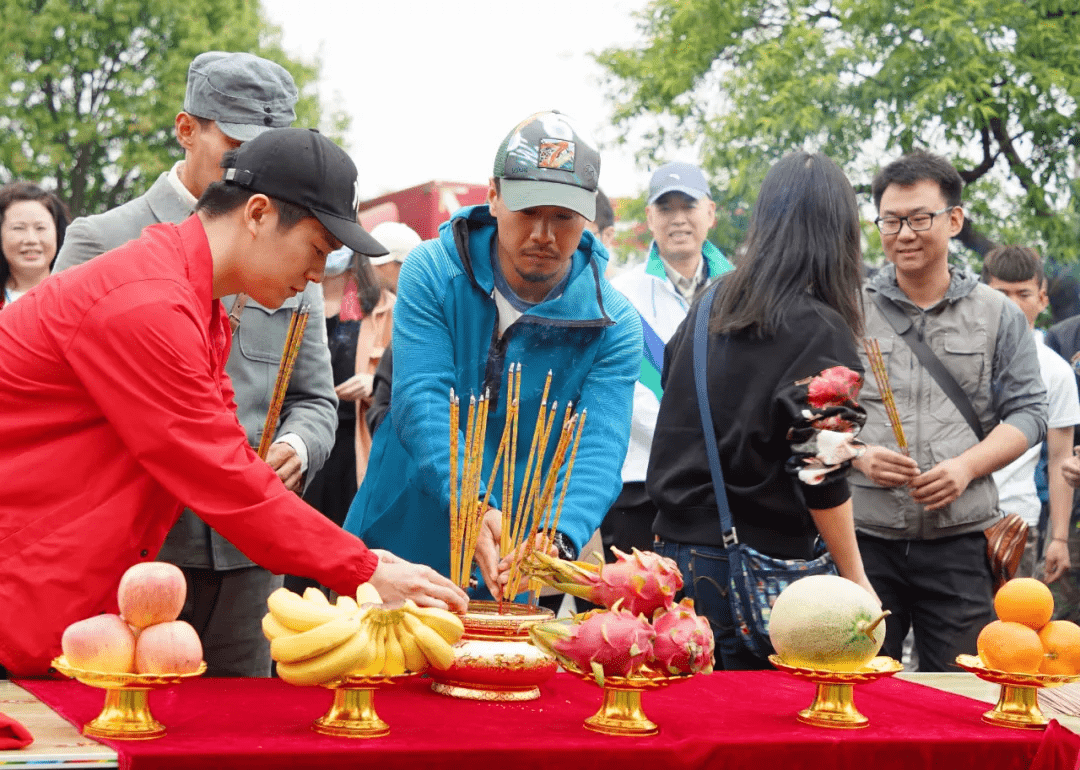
[16,672,1079,770]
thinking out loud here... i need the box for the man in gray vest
[53,51,337,677]
[852,149,1047,671]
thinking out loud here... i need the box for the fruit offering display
[264,584,464,686]
[977,577,1080,675]
[768,574,890,672]
[60,561,203,675]
[529,597,715,686]
[526,546,684,618]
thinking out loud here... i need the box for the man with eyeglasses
[851,150,1047,672]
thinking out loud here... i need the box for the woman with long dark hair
[647,151,877,670]
[0,182,69,309]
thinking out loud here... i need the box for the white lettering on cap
[352,178,360,213]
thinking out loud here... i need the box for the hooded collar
[443,204,614,327]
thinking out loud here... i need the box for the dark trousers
[180,566,282,677]
[600,482,658,563]
[857,531,994,672]
[654,540,769,671]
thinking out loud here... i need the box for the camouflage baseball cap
[492,111,600,221]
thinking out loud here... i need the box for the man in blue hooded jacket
[343,111,641,598]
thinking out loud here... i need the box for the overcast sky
[259,0,656,201]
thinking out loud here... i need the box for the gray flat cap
[184,51,299,142]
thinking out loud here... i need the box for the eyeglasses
[874,207,955,235]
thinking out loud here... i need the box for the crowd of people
[0,48,1076,681]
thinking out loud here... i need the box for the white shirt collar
[166,161,199,208]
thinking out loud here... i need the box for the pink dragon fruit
[805,366,862,410]
[527,546,683,618]
[651,598,715,675]
[529,606,656,686]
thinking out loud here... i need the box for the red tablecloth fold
[0,712,33,749]
[15,672,1077,770]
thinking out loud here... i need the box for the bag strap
[871,293,985,441]
[691,281,738,546]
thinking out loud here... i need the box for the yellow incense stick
[258,305,309,459]
[449,390,460,585]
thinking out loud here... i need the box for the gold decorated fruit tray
[954,654,1080,729]
[51,656,206,739]
[561,663,693,736]
[768,655,903,729]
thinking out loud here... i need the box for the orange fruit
[977,620,1044,673]
[993,578,1054,630]
[1038,620,1080,675]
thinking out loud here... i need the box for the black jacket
[647,291,865,560]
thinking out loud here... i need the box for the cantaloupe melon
[768,574,889,672]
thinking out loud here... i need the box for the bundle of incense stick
[257,303,310,460]
[446,364,586,601]
[499,369,586,609]
[863,338,908,456]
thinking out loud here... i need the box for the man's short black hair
[982,244,1045,287]
[871,149,964,210]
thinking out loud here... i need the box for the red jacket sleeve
[63,280,378,594]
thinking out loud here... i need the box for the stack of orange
[977,578,1080,675]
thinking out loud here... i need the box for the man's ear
[244,194,273,236]
[175,112,198,150]
[948,205,965,237]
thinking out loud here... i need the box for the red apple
[135,621,203,674]
[61,614,136,673]
[117,562,186,629]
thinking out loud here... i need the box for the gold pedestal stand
[313,672,421,738]
[428,600,557,702]
[954,654,1080,729]
[565,667,692,736]
[51,656,206,740]
[769,655,903,729]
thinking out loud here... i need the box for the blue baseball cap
[647,162,712,205]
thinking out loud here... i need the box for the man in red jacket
[0,128,467,677]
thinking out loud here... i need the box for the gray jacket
[53,171,337,569]
[852,264,1047,540]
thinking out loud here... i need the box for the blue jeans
[654,540,770,671]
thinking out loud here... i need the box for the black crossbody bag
[692,283,836,660]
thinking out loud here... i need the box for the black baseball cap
[221,127,387,256]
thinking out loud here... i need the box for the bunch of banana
[263,585,467,686]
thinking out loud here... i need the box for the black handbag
[691,283,837,660]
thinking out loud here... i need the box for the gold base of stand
[796,682,867,729]
[84,688,165,740]
[981,683,1048,730]
[769,655,903,730]
[51,656,206,741]
[312,686,389,738]
[954,654,1080,731]
[584,687,657,736]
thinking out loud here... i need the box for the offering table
[4,670,1078,769]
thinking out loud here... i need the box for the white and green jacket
[610,241,733,483]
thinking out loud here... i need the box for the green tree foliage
[597,0,1080,263]
[0,0,344,216]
